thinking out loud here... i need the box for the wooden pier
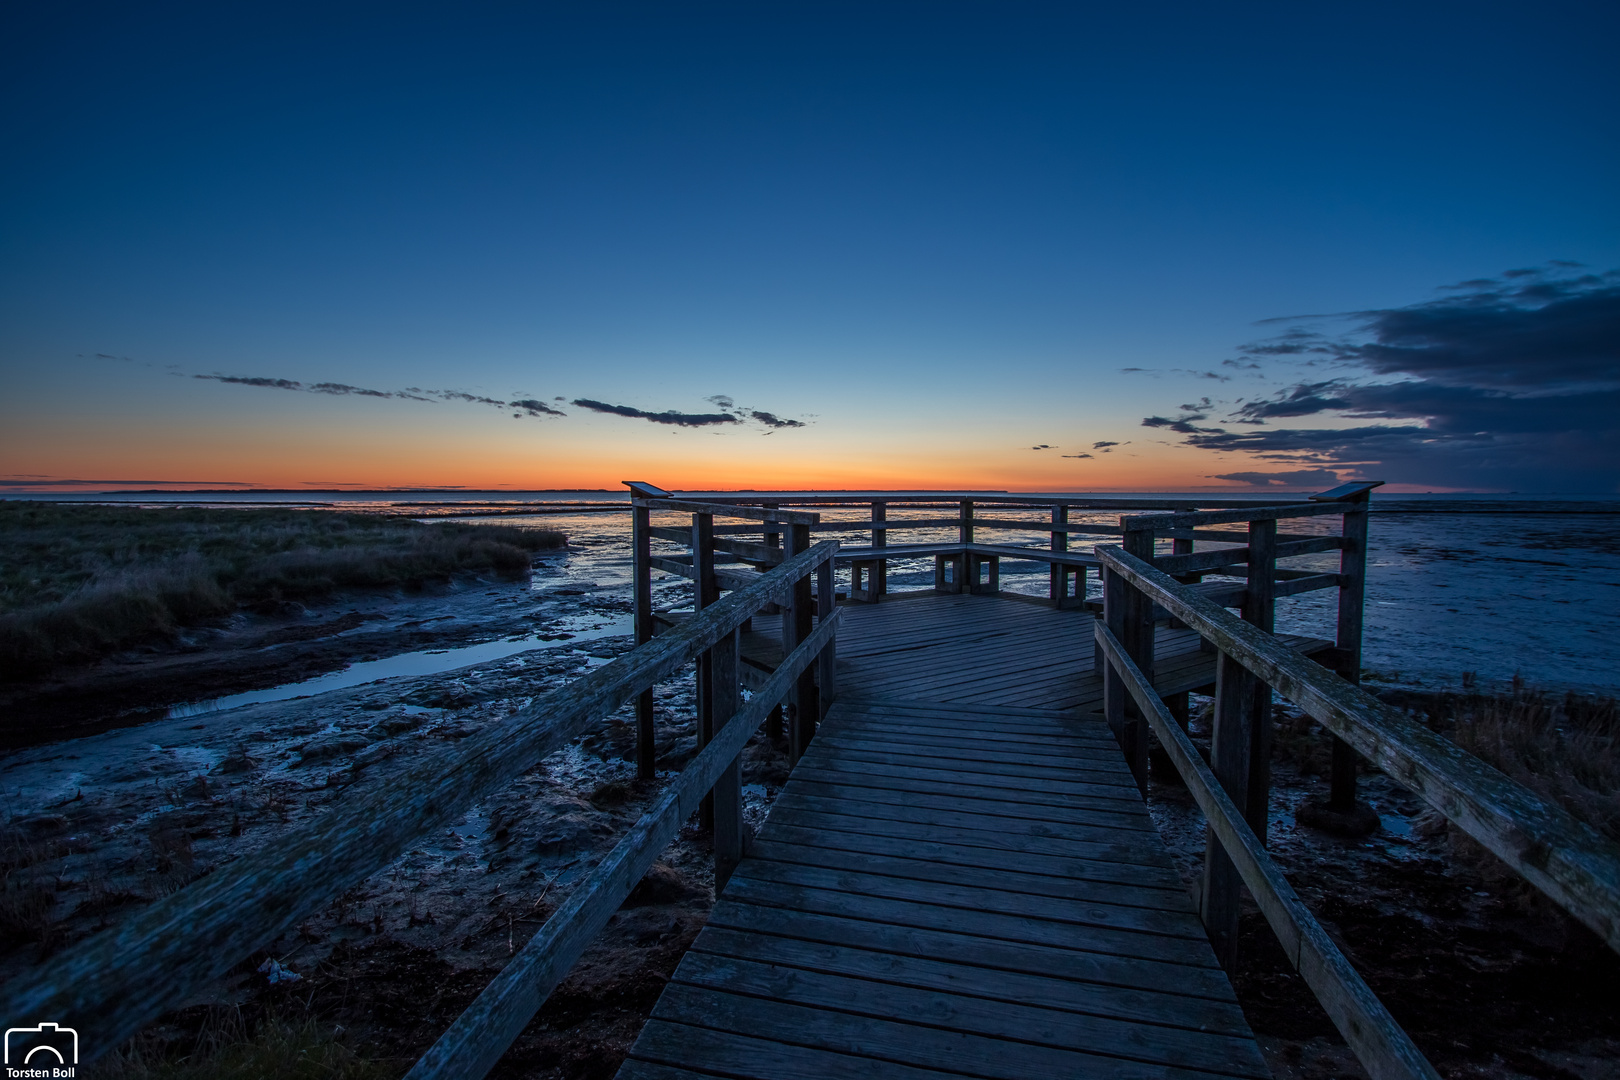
[13,484,1619,1080]
[620,588,1308,1078]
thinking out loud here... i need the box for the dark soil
[1146,699,1620,1080]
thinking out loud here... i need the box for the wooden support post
[760,503,782,615]
[711,626,743,889]
[1103,564,1126,745]
[783,523,818,762]
[933,552,962,593]
[970,554,999,595]
[1243,518,1277,842]
[816,558,837,716]
[1050,505,1068,607]
[952,501,965,595]
[1330,493,1372,809]
[1202,651,1259,970]
[1166,690,1190,730]
[762,502,780,550]
[1118,525,1156,792]
[632,503,656,781]
[1171,536,1204,585]
[871,500,887,600]
[692,512,717,830]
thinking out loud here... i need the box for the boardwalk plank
[651,985,1256,1080]
[707,900,1239,1000]
[673,952,1271,1076]
[688,924,1251,1034]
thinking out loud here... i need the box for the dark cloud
[1030,444,1055,450]
[571,397,806,431]
[1210,469,1344,487]
[572,399,739,427]
[1142,412,1225,435]
[430,390,508,407]
[192,372,568,420]
[510,398,566,417]
[1150,265,1620,490]
[196,374,304,390]
[309,381,394,398]
[749,410,805,429]
[1062,453,1093,459]
[1092,441,1120,449]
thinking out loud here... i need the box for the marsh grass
[0,503,564,679]
[1390,682,1620,843]
[88,1013,393,1080]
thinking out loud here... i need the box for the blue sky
[3,2,1616,491]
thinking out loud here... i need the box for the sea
[11,489,1619,695]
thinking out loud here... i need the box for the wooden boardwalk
[620,593,1303,1078]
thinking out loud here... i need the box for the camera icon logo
[5,1022,78,1067]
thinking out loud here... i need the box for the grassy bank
[0,503,564,680]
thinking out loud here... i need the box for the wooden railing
[1093,539,1620,1080]
[636,482,1377,806]
[3,531,841,1073]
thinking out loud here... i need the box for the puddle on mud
[167,612,633,719]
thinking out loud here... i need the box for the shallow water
[166,611,633,718]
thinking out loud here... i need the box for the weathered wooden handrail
[1095,544,1620,952]
[407,608,842,1080]
[1123,501,1360,531]
[1095,623,1439,1080]
[633,495,821,525]
[1,540,841,1062]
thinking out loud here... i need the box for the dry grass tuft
[88,1014,392,1080]
[1391,683,1620,842]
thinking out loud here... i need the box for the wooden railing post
[1330,491,1372,810]
[1050,504,1068,607]
[816,557,837,717]
[872,499,887,600]
[1201,651,1256,969]
[783,522,818,761]
[1202,516,1275,968]
[632,502,656,781]
[711,625,743,888]
[1106,522,1155,791]
[692,511,717,830]
[960,498,976,592]
[1243,518,1277,840]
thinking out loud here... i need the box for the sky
[2,3,1617,494]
